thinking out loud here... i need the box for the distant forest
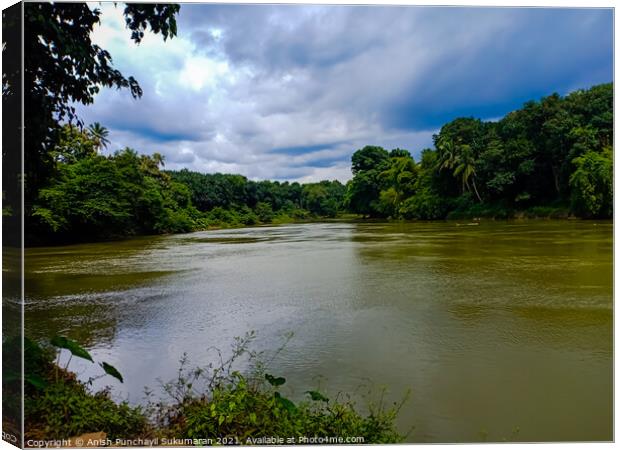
[27,83,612,245]
[346,83,612,221]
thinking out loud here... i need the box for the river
[24,220,612,442]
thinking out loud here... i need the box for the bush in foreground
[10,333,405,444]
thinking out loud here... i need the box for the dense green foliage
[14,335,403,443]
[157,373,402,444]
[149,334,404,444]
[168,169,346,221]
[30,126,199,244]
[2,336,147,441]
[569,147,613,218]
[30,126,347,244]
[345,83,613,220]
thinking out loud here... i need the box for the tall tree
[23,2,180,211]
[376,150,418,216]
[569,148,613,218]
[87,122,110,151]
[351,145,389,174]
[436,135,458,172]
[452,144,482,203]
[346,146,389,217]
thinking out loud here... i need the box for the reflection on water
[25,221,612,442]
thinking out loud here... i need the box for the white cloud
[179,57,231,91]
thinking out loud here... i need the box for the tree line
[346,83,612,220]
[167,170,346,222]
[28,83,612,245]
[28,124,348,244]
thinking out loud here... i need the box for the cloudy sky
[77,4,613,182]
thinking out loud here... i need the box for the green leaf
[100,362,123,383]
[50,336,93,362]
[265,373,286,387]
[25,374,47,390]
[305,390,329,402]
[273,392,296,413]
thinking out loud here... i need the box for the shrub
[26,382,147,440]
[525,206,570,219]
[12,337,148,441]
[16,334,405,444]
[254,202,275,223]
[569,148,613,218]
[150,334,406,444]
[399,190,447,220]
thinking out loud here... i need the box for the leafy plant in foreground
[8,337,147,441]
[17,333,406,443]
[147,332,407,443]
[50,335,123,384]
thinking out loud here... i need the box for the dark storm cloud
[78,4,613,182]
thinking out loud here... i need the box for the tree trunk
[551,164,560,194]
[471,178,482,203]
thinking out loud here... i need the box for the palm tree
[453,145,482,203]
[139,152,168,180]
[152,152,165,168]
[436,136,457,172]
[437,136,482,203]
[87,122,110,150]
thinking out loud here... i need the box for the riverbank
[23,206,605,249]
[12,335,404,446]
[21,212,364,247]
